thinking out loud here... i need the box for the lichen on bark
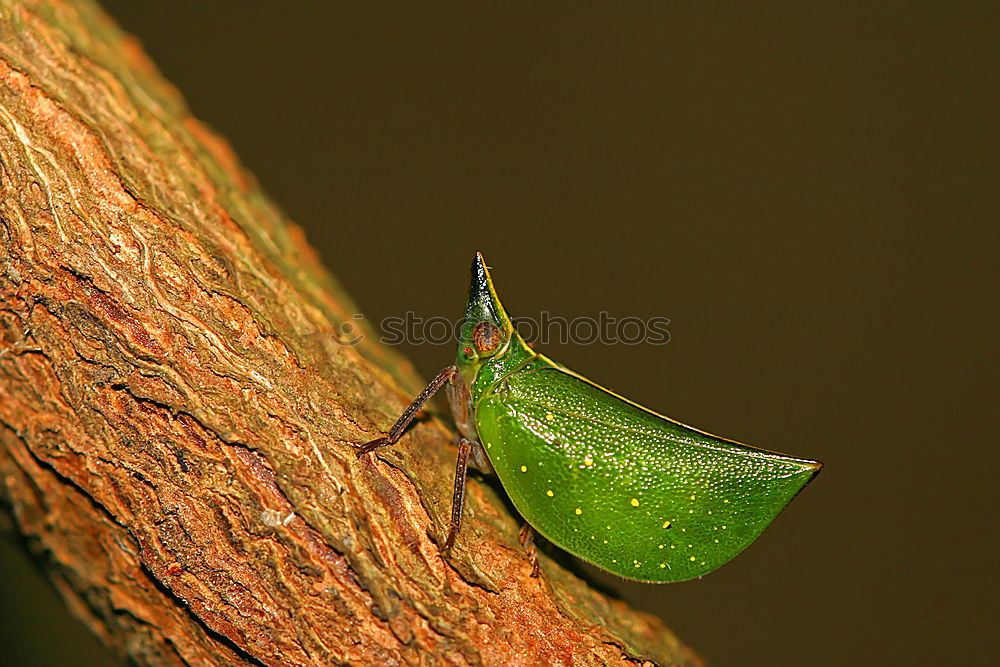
[0,1,701,664]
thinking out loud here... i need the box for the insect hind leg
[518,522,542,578]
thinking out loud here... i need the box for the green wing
[474,360,821,582]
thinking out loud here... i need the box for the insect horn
[465,252,514,335]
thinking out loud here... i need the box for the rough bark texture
[0,2,701,665]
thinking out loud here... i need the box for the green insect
[358,253,821,582]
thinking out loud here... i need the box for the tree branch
[0,1,701,664]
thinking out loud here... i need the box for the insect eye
[473,321,502,355]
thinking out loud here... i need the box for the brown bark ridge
[0,2,701,665]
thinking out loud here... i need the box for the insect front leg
[356,365,459,457]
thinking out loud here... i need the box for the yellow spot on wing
[630,498,640,507]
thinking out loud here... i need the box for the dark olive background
[2,2,996,666]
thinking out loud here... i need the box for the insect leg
[443,436,473,551]
[356,365,458,457]
[518,522,541,578]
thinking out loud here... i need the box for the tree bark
[0,2,701,665]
